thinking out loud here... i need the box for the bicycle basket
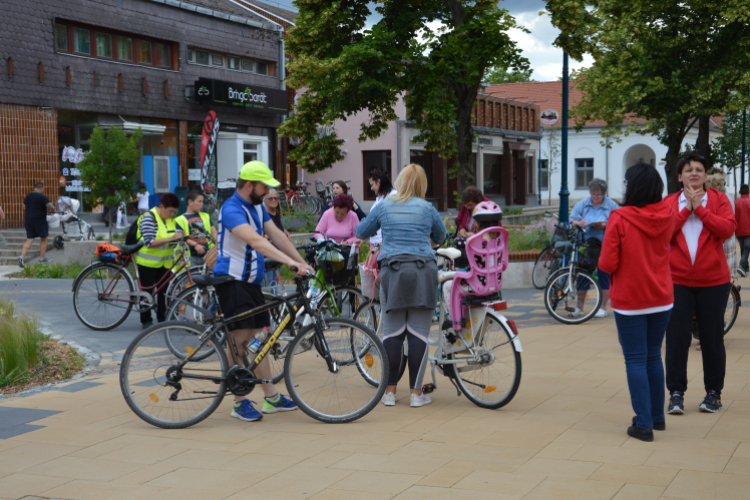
[316,246,356,287]
[315,178,326,196]
[552,225,569,242]
[577,238,602,273]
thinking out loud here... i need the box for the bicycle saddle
[265,259,282,271]
[192,275,235,287]
[119,241,144,255]
[436,248,462,260]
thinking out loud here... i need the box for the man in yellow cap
[213,160,314,422]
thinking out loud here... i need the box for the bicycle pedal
[422,383,436,394]
[441,320,452,331]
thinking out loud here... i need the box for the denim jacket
[355,197,447,261]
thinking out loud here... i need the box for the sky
[260,0,594,81]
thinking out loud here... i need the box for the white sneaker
[569,308,584,318]
[595,309,608,318]
[410,393,432,407]
[381,392,396,406]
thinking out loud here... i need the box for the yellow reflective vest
[134,207,179,268]
[174,212,214,250]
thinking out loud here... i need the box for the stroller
[53,197,96,249]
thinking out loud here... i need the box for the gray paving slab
[0,424,46,439]
[0,406,60,429]
[53,380,103,392]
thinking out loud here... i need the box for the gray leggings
[382,307,432,389]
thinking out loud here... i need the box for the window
[137,40,152,64]
[187,49,194,62]
[228,57,241,71]
[410,150,434,198]
[483,153,503,194]
[118,36,133,61]
[256,61,268,75]
[243,142,259,164]
[155,43,170,67]
[73,28,90,54]
[575,158,594,189]
[153,157,170,193]
[540,159,549,190]
[55,24,68,51]
[211,54,224,67]
[363,151,392,200]
[242,60,255,73]
[96,33,112,58]
[195,50,209,66]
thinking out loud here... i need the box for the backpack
[96,243,123,265]
[125,213,145,246]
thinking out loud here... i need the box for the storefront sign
[61,146,85,163]
[540,109,559,125]
[195,78,288,114]
[472,137,493,146]
[188,169,201,181]
[60,166,91,192]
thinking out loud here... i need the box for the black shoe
[632,416,665,431]
[699,390,722,413]
[668,392,684,414]
[627,425,654,442]
[142,321,154,329]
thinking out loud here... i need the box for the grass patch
[0,297,42,388]
[503,207,524,215]
[282,212,318,233]
[10,262,88,279]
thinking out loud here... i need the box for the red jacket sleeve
[598,212,622,275]
[694,193,736,240]
[456,205,469,230]
[672,207,691,238]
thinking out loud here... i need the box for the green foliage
[484,67,535,84]
[503,207,523,215]
[77,125,143,242]
[281,0,528,188]
[13,263,88,279]
[282,213,318,233]
[712,111,750,172]
[0,297,41,387]
[506,227,549,252]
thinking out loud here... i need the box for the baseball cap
[239,161,280,187]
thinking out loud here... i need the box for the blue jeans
[614,309,672,430]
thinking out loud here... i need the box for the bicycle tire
[353,301,407,386]
[73,263,135,331]
[451,312,522,409]
[166,267,201,301]
[724,285,740,336]
[284,318,388,423]
[532,245,555,290]
[331,285,366,319]
[120,321,228,429]
[544,267,602,325]
[164,286,222,361]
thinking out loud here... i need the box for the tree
[280,0,529,190]
[712,111,750,198]
[545,0,750,193]
[545,126,561,206]
[78,125,143,242]
[484,66,535,84]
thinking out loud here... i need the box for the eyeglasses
[266,197,279,201]
[590,192,604,198]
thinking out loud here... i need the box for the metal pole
[742,109,747,185]
[538,125,543,206]
[559,52,570,223]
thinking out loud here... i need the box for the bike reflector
[149,394,159,402]
[365,353,374,368]
[493,301,507,311]
[185,346,194,354]
[484,386,497,393]
[507,319,519,336]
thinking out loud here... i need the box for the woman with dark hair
[315,194,363,245]
[367,167,397,245]
[735,183,750,275]
[599,164,674,441]
[456,186,489,238]
[318,180,366,221]
[663,154,736,415]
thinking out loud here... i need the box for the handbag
[203,246,218,271]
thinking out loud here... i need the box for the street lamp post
[558,52,570,223]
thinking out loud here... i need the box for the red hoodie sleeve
[456,205,469,230]
[694,193,736,239]
[672,207,692,238]
[598,212,622,275]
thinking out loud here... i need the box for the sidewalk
[1,285,749,499]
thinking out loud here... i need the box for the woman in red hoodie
[600,163,675,442]
[663,154,736,415]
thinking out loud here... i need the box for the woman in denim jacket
[356,164,447,408]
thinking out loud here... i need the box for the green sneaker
[261,393,298,413]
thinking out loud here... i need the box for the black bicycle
[532,211,572,289]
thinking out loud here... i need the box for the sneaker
[633,416,665,431]
[739,267,748,278]
[668,392,685,414]
[231,399,263,421]
[261,393,298,413]
[699,390,722,413]
[569,308,584,318]
[410,393,432,407]
[18,256,24,268]
[595,309,608,318]
[382,392,396,406]
[142,321,153,329]
[38,257,51,264]
[627,425,654,442]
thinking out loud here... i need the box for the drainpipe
[279,33,286,186]
[396,120,406,173]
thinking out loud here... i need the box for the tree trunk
[452,85,479,192]
[694,116,714,170]
[108,207,113,243]
[664,143,683,194]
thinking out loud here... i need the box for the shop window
[242,60,255,73]
[410,150,434,198]
[527,157,535,194]
[228,57,241,71]
[540,159,549,190]
[363,151,392,200]
[483,153,503,194]
[153,157,170,193]
[73,28,90,54]
[256,61,268,75]
[117,36,132,61]
[96,33,112,58]
[195,50,209,66]
[187,49,194,62]
[155,43,171,68]
[243,142,259,164]
[575,158,594,189]
[211,54,224,67]
[138,40,152,65]
[55,24,68,51]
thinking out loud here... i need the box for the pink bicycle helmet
[473,200,503,225]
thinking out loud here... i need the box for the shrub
[503,207,524,215]
[282,213,318,233]
[0,297,41,386]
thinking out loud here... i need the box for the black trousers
[138,265,168,325]
[738,235,750,270]
[665,282,730,395]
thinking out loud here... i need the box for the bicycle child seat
[449,226,509,330]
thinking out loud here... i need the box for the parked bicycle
[532,211,572,289]
[119,270,388,427]
[692,279,741,340]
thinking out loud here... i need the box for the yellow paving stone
[392,485,522,500]
[163,438,236,452]
[244,464,355,498]
[643,449,730,472]
[329,452,451,475]
[165,449,248,469]
[83,414,139,431]
[309,489,394,500]
[141,487,237,500]
[24,455,147,482]
[523,477,623,500]
[330,443,402,455]
[0,442,82,471]
[221,454,304,475]
[732,442,750,458]
[589,463,679,487]
[620,435,739,455]
[418,428,494,445]
[570,445,654,466]
[391,441,443,458]
[513,457,603,479]
[417,467,473,487]
[69,434,176,459]
[98,443,190,464]
[482,430,559,450]
[329,470,423,495]
[145,467,267,492]
[430,442,538,467]
[0,473,71,498]
[554,429,629,447]
[0,439,25,453]
[444,460,518,473]
[612,484,664,500]
[41,479,163,500]
[534,442,583,460]
[663,469,750,500]
[12,425,124,447]
[295,450,353,468]
[309,428,422,447]
[452,470,546,495]
[110,462,179,486]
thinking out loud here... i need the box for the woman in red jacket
[663,154,736,415]
[456,186,489,237]
[600,163,675,442]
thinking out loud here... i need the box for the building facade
[0,0,289,226]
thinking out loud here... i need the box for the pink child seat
[450,226,509,330]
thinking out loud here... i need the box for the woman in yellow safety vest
[134,193,184,329]
[175,190,217,267]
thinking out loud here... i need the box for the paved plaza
[1,278,750,499]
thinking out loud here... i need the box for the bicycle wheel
[289,194,304,213]
[331,285,366,318]
[544,267,602,325]
[451,312,522,409]
[73,263,135,331]
[120,321,228,429]
[724,285,740,336]
[164,286,222,361]
[532,245,557,290]
[285,318,388,423]
[353,301,407,386]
